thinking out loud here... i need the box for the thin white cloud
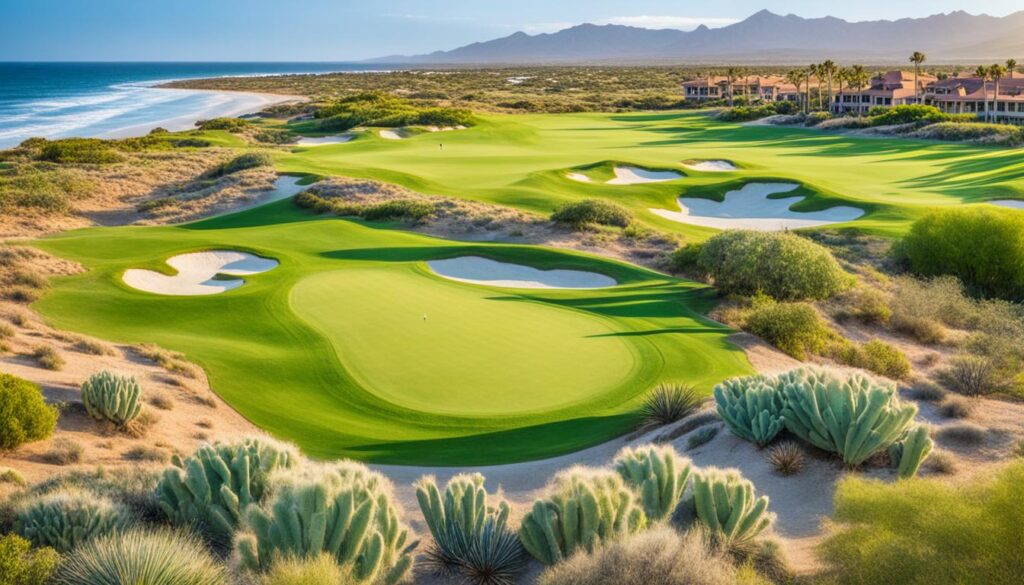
[596,15,739,30]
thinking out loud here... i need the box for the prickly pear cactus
[613,444,692,521]
[714,376,786,446]
[16,489,129,553]
[518,468,646,565]
[691,467,773,544]
[80,371,142,427]
[415,473,510,557]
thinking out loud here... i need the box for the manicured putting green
[31,201,752,464]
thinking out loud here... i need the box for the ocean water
[0,62,389,148]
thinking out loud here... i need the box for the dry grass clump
[133,344,199,378]
[0,465,27,486]
[259,554,360,585]
[639,383,702,431]
[30,345,64,371]
[70,336,116,356]
[940,354,1007,397]
[923,450,957,474]
[537,527,739,585]
[905,379,946,402]
[832,286,892,325]
[41,438,84,465]
[122,445,169,463]
[936,422,988,447]
[767,441,806,476]
[148,392,174,411]
[937,395,975,419]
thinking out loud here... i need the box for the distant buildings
[683,69,1024,124]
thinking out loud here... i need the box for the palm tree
[805,65,815,114]
[848,65,869,115]
[989,64,1008,122]
[815,64,826,111]
[725,67,738,107]
[976,65,991,121]
[821,60,838,113]
[1008,59,1018,79]
[835,67,849,113]
[909,51,927,102]
[786,69,805,112]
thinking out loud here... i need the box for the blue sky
[1,0,1021,61]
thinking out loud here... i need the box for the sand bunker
[651,183,864,231]
[607,166,683,185]
[123,251,278,296]
[683,160,738,172]
[379,129,410,140]
[427,256,616,289]
[295,134,354,146]
[566,172,592,183]
[989,200,1024,210]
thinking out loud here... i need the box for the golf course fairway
[30,200,752,464]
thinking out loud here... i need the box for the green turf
[278,111,1024,238]
[31,200,752,464]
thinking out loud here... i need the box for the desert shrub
[42,437,83,465]
[895,207,1024,301]
[1,466,27,486]
[519,467,646,565]
[207,151,272,178]
[315,92,474,130]
[536,527,738,585]
[23,466,160,522]
[551,199,632,228]
[196,116,249,131]
[859,339,911,379]
[714,376,786,446]
[804,111,832,126]
[639,383,701,430]
[16,489,130,552]
[294,191,436,222]
[832,287,891,324]
[261,554,360,585]
[71,336,114,356]
[924,449,957,474]
[744,302,831,360]
[0,533,59,585]
[938,395,975,418]
[698,230,851,301]
[817,461,1024,585]
[910,121,1024,145]
[868,104,948,126]
[941,354,1008,397]
[690,467,773,544]
[718,104,779,122]
[235,461,414,584]
[905,379,946,401]
[123,445,169,463]
[253,128,293,144]
[35,138,124,164]
[666,243,704,275]
[767,441,805,476]
[778,368,918,466]
[686,425,719,450]
[0,373,58,451]
[30,345,63,370]
[613,445,692,521]
[936,422,987,447]
[80,371,142,427]
[56,528,226,585]
[157,437,297,548]
[415,473,526,584]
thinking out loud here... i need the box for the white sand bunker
[683,160,738,172]
[607,166,683,185]
[123,251,278,296]
[427,256,616,289]
[566,172,592,183]
[989,200,1024,210]
[379,128,410,140]
[295,134,354,146]
[651,183,865,231]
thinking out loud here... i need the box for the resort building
[681,76,804,103]
[833,70,936,114]
[924,76,1024,123]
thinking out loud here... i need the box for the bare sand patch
[123,250,277,296]
[379,128,410,140]
[683,160,738,172]
[566,172,592,183]
[607,166,683,185]
[427,256,616,289]
[295,134,354,146]
[989,200,1024,210]
[651,182,864,230]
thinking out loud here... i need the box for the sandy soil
[650,183,864,231]
[295,134,355,146]
[380,129,409,140]
[989,200,1024,210]
[607,166,683,185]
[122,250,278,296]
[566,172,592,183]
[682,160,738,172]
[427,256,617,289]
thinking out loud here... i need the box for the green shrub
[896,207,1024,301]
[1,466,27,486]
[314,92,474,130]
[0,533,59,585]
[157,437,298,547]
[744,302,831,360]
[196,117,250,131]
[912,121,1024,145]
[941,354,1007,397]
[613,445,692,521]
[779,368,917,466]
[519,468,646,565]
[718,104,779,122]
[415,473,526,584]
[236,462,414,584]
[16,489,130,552]
[80,371,142,427]
[868,104,948,126]
[690,467,773,544]
[0,373,58,451]
[207,152,273,178]
[638,383,701,430]
[698,230,851,301]
[261,554,361,585]
[714,376,786,446]
[817,461,1024,585]
[804,111,832,126]
[294,191,436,222]
[666,243,704,276]
[551,199,633,228]
[859,339,911,380]
[30,345,63,370]
[42,437,83,465]
[36,138,124,164]
[536,527,738,585]
[0,168,94,213]
[56,528,226,585]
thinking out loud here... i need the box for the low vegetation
[638,383,702,431]
[551,199,633,229]
[15,489,129,553]
[80,371,143,428]
[0,533,59,585]
[295,190,436,222]
[56,529,226,585]
[315,92,475,131]
[0,373,58,451]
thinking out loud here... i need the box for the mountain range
[372,10,1024,64]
